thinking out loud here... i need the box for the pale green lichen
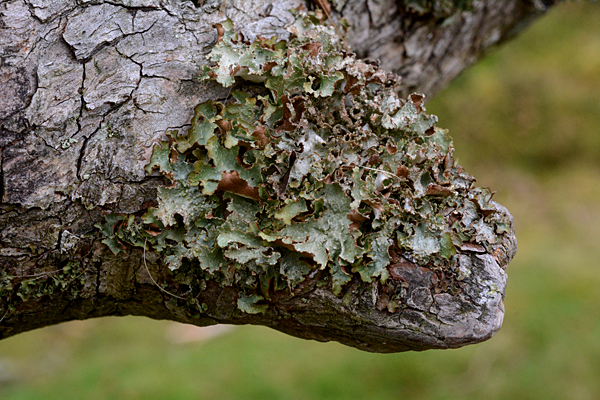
[61,138,78,149]
[0,260,85,315]
[98,12,511,311]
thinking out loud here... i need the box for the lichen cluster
[0,261,84,314]
[99,13,511,311]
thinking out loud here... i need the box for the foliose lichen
[0,260,85,314]
[98,12,511,311]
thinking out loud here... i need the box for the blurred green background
[1,2,599,399]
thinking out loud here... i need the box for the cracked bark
[0,0,553,352]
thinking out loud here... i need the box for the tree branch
[0,0,551,352]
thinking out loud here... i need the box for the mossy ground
[1,2,599,399]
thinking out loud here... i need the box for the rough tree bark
[0,0,555,352]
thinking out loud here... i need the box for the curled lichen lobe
[99,13,512,309]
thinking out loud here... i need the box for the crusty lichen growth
[98,12,511,312]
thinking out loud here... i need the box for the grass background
[1,2,599,398]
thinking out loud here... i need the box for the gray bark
[0,0,550,352]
